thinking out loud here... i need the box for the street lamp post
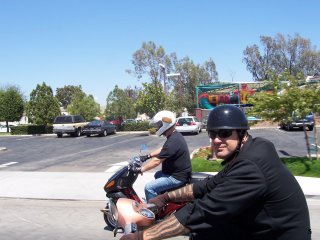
[159,64,166,95]
[166,73,182,114]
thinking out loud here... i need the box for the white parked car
[0,125,10,133]
[175,116,202,135]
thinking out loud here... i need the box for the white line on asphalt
[110,161,128,166]
[16,137,35,141]
[104,161,128,172]
[0,162,18,168]
[108,134,122,138]
[12,213,44,227]
[104,166,122,173]
[76,134,120,139]
[36,137,137,163]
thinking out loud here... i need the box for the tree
[67,92,100,121]
[0,85,25,132]
[56,85,83,109]
[243,33,320,81]
[299,84,320,159]
[173,57,218,115]
[26,82,61,126]
[248,71,320,159]
[128,41,173,84]
[203,58,219,83]
[126,41,220,116]
[135,82,165,118]
[105,85,137,120]
[247,72,298,122]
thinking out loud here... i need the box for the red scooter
[100,155,209,237]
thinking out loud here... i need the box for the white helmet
[151,110,176,136]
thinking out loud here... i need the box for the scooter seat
[159,172,212,194]
[190,172,211,183]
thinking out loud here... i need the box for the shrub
[11,125,53,135]
[193,147,212,159]
[248,120,259,127]
[282,158,320,177]
[148,127,157,135]
[119,121,151,131]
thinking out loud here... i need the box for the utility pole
[167,73,182,114]
[159,64,166,95]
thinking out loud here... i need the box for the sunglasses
[155,120,163,130]
[208,129,234,139]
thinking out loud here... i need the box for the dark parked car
[279,112,314,131]
[83,120,116,137]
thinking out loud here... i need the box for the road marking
[76,134,120,139]
[12,213,44,227]
[0,162,18,168]
[104,161,128,173]
[108,135,121,138]
[35,137,138,164]
[16,137,35,141]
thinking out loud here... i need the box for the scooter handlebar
[128,156,143,171]
[146,203,158,214]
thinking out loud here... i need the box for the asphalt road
[0,128,319,239]
[0,128,319,172]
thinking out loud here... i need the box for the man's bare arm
[143,214,190,240]
[168,184,194,202]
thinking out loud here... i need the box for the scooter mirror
[140,144,148,153]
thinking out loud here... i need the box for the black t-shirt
[157,131,191,182]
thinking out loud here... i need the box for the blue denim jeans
[144,170,186,201]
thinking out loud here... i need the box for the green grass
[192,157,224,172]
[192,152,320,178]
[282,158,320,177]
[0,132,11,136]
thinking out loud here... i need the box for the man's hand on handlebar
[148,192,170,211]
[140,154,152,162]
[132,165,142,174]
[131,157,143,174]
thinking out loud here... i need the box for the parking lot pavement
[0,171,319,201]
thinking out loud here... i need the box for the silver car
[175,116,202,135]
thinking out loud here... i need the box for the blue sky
[0,0,319,105]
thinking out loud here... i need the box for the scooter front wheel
[102,198,120,230]
[103,209,118,230]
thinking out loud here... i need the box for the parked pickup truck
[53,115,88,138]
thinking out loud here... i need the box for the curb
[0,132,151,137]
[0,172,318,201]
[305,195,320,200]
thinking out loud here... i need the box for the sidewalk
[0,171,319,200]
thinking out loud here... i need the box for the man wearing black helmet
[120,104,311,240]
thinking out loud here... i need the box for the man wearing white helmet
[136,110,192,201]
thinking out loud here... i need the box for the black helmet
[207,105,249,130]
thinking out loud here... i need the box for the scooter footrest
[124,223,138,234]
